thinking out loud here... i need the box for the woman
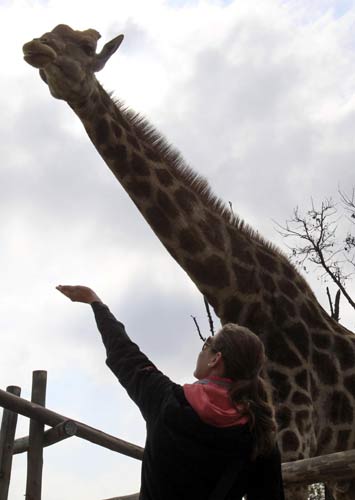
[56,284,285,500]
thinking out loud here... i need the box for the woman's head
[193,335,224,380]
[193,323,265,382]
[195,323,277,459]
[212,323,266,381]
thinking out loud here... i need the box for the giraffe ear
[93,34,124,72]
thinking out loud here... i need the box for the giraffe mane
[112,92,305,283]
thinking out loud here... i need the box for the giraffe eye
[81,44,95,56]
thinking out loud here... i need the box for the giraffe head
[23,24,123,102]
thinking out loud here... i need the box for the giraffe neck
[69,81,270,320]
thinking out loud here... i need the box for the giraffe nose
[23,39,57,68]
[39,36,53,47]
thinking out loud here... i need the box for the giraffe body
[23,25,355,499]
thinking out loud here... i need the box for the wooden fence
[0,371,354,499]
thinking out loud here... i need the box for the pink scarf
[183,376,249,428]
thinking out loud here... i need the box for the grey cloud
[0,97,165,254]
[156,17,355,232]
[107,18,155,55]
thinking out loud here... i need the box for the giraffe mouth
[23,40,57,69]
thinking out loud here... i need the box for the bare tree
[277,190,355,320]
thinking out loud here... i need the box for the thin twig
[203,297,215,336]
[326,287,334,318]
[191,315,205,341]
[334,290,341,322]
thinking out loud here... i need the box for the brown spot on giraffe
[344,374,355,395]
[279,296,296,316]
[273,295,296,325]
[91,91,99,105]
[295,370,308,390]
[295,278,309,294]
[126,180,151,199]
[336,430,351,451]
[156,190,179,218]
[255,249,278,273]
[96,103,107,116]
[334,336,355,370]
[278,277,299,300]
[112,146,130,177]
[244,302,270,332]
[95,117,110,144]
[185,255,230,288]
[318,427,332,450]
[202,223,225,252]
[282,431,300,452]
[312,350,338,385]
[300,301,327,329]
[267,334,302,368]
[178,228,205,254]
[114,144,127,162]
[260,272,277,294]
[221,296,244,324]
[126,133,140,151]
[325,391,353,425]
[281,262,298,279]
[199,216,224,251]
[174,187,197,214]
[226,227,254,264]
[156,168,174,187]
[292,391,311,406]
[269,370,292,402]
[313,332,331,349]
[284,323,310,359]
[276,405,292,430]
[112,122,123,139]
[131,153,150,177]
[144,147,160,162]
[232,262,258,295]
[145,206,172,239]
[100,91,112,108]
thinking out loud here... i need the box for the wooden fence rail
[283,449,355,484]
[0,371,143,500]
[0,385,144,460]
[0,372,354,499]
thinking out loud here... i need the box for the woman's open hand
[56,285,102,304]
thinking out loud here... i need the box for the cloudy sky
[1,0,355,498]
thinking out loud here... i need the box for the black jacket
[92,302,285,500]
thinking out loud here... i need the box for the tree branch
[203,297,215,336]
[191,315,205,342]
[277,196,355,314]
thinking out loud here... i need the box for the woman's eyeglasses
[202,336,215,352]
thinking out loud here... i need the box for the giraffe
[23,25,355,500]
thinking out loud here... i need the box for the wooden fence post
[0,385,21,500]
[25,371,47,500]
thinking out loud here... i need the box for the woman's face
[193,334,223,379]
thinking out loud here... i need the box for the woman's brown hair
[211,323,277,460]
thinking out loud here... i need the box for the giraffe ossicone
[23,25,355,500]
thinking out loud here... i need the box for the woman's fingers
[56,285,100,303]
